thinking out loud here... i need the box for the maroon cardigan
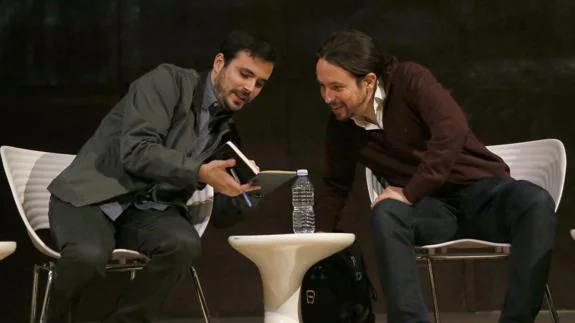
[315,62,510,231]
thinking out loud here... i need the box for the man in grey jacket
[46,30,275,323]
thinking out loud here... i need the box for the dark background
[1,0,574,321]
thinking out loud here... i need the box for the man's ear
[363,72,377,89]
[213,53,225,73]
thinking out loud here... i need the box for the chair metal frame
[365,139,566,323]
[1,145,213,323]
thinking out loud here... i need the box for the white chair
[365,138,566,323]
[1,145,214,323]
[0,241,17,261]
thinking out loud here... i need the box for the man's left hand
[372,186,412,207]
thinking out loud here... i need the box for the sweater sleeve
[315,116,362,231]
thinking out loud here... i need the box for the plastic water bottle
[292,169,315,233]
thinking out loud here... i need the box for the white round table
[0,241,16,261]
[228,233,355,323]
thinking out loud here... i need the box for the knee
[157,232,202,267]
[370,199,414,234]
[514,181,557,228]
[60,244,111,277]
[517,181,556,211]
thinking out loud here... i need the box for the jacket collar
[381,61,398,95]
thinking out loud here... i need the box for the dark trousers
[47,196,202,323]
[371,177,557,323]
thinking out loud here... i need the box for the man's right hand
[198,159,260,197]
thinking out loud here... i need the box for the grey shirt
[100,72,221,221]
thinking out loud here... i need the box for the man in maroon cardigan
[314,29,557,323]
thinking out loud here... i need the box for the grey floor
[85,311,574,322]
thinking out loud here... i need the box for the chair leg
[190,266,211,323]
[545,283,560,323]
[39,263,55,323]
[426,258,441,323]
[30,264,41,323]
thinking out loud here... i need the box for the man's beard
[333,110,350,121]
[329,102,350,121]
[213,75,250,112]
[213,73,232,111]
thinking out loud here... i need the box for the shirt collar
[351,80,385,130]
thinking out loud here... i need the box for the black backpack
[300,238,377,323]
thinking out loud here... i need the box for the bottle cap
[296,169,308,176]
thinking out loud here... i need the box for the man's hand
[372,186,412,207]
[198,159,260,197]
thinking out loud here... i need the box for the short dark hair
[317,29,397,81]
[219,30,276,65]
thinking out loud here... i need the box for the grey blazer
[48,63,235,208]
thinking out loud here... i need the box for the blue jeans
[371,177,556,323]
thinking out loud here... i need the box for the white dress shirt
[351,80,385,130]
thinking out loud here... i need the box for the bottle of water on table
[292,169,315,233]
